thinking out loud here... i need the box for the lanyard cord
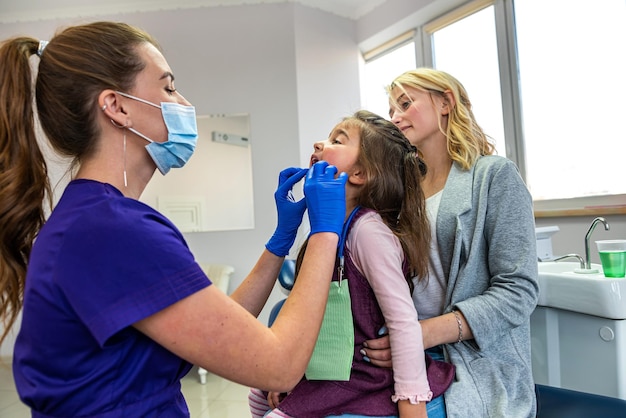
[337,206,361,285]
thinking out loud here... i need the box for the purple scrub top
[13,180,211,417]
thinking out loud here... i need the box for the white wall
[293,6,362,166]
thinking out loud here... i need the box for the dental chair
[535,384,626,418]
[268,259,296,327]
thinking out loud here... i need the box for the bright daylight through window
[362,0,626,207]
[431,5,506,157]
[361,42,416,122]
[514,0,626,202]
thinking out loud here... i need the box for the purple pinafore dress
[277,207,455,418]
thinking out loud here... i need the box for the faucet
[584,217,610,269]
[554,254,585,270]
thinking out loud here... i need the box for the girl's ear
[440,90,456,116]
[348,165,366,185]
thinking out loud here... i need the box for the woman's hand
[362,312,473,369]
[265,167,308,257]
[361,333,393,369]
[304,161,347,236]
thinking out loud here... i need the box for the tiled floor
[0,358,251,418]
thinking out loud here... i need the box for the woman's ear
[99,90,128,127]
[440,90,456,116]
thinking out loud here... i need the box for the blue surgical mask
[116,91,198,175]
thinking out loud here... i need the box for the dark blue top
[13,180,210,417]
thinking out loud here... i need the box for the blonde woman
[362,68,539,418]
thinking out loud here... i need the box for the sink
[537,261,626,319]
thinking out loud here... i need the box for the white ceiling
[0,0,388,23]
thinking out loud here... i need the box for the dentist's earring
[109,119,129,187]
[101,105,107,111]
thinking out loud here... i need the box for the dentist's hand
[265,167,309,257]
[304,161,347,236]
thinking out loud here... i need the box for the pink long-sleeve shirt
[347,211,432,403]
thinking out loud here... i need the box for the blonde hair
[388,68,495,169]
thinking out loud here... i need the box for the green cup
[596,240,626,278]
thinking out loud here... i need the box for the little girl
[249,110,454,418]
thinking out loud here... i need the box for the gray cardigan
[438,156,539,417]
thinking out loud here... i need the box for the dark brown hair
[0,22,159,345]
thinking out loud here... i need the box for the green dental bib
[305,279,354,381]
[305,206,361,381]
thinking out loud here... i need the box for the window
[362,38,416,120]
[361,0,626,213]
[514,0,626,202]
[429,5,507,156]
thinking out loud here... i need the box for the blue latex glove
[304,161,348,236]
[265,167,309,257]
